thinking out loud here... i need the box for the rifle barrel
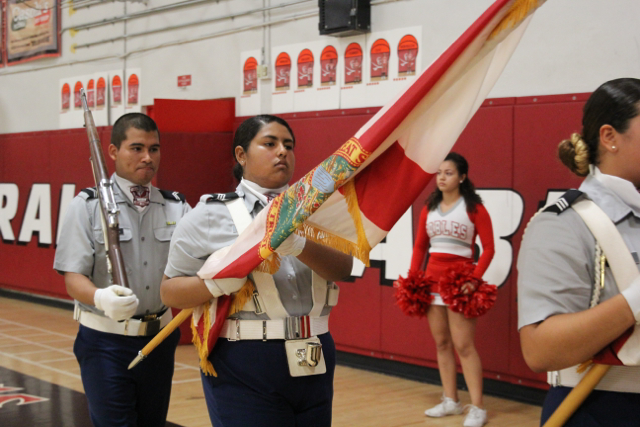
[80,88,129,289]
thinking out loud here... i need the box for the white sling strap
[572,199,638,290]
[549,198,640,391]
[573,199,640,367]
[225,197,253,236]
[224,197,328,319]
[225,197,289,319]
[309,271,327,318]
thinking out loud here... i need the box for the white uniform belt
[76,308,173,337]
[220,315,329,341]
[549,365,640,393]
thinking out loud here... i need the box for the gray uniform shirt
[518,175,640,329]
[54,174,191,317]
[165,184,319,319]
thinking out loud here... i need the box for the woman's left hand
[461,281,476,294]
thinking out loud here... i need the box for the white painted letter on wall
[18,184,52,245]
[0,184,19,241]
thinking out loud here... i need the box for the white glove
[94,285,139,321]
[198,246,247,297]
[275,232,306,257]
[204,277,248,298]
[622,276,640,324]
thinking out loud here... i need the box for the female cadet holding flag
[399,152,495,427]
[518,78,640,426]
[160,115,352,427]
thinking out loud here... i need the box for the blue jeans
[74,324,180,427]
[202,332,336,427]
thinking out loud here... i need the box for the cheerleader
[408,152,495,427]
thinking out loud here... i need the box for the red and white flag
[199,0,546,281]
[193,0,546,373]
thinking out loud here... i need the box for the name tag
[166,221,176,226]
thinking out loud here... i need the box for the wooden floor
[0,295,542,426]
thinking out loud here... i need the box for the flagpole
[542,364,610,427]
[128,308,194,370]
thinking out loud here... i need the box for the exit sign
[177,75,192,87]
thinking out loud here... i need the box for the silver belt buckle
[228,319,241,341]
[285,315,311,340]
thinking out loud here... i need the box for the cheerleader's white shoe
[463,405,488,427]
[424,395,463,417]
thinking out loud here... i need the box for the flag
[191,297,230,375]
[593,324,640,366]
[192,0,546,373]
[191,277,255,375]
[198,0,546,282]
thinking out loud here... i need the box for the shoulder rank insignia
[543,189,584,214]
[159,189,186,203]
[203,192,240,203]
[80,187,98,199]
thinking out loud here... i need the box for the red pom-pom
[438,263,497,318]
[393,269,435,318]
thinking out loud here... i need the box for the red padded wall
[0,93,592,390]
[156,132,235,206]
[0,128,109,298]
[153,98,235,133]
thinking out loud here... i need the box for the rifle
[80,88,129,289]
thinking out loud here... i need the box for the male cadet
[54,113,191,427]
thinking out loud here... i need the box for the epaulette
[543,190,583,214]
[80,187,98,199]
[159,189,186,203]
[202,192,240,203]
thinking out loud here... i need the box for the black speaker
[319,0,371,37]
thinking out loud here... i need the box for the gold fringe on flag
[489,0,540,40]
[256,253,281,274]
[191,300,218,376]
[228,279,256,316]
[342,180,372,265]
[299,223,369,264]
[192,279,256,376]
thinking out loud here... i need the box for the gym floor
[0,295,542,426]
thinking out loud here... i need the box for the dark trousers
[202,332,336,427]
[541,386,640,427]
[73,324,180,427]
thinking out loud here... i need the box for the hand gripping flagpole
[542,364,610,427]
[128,308,193,369]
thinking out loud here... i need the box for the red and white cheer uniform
[410,198,495,297]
